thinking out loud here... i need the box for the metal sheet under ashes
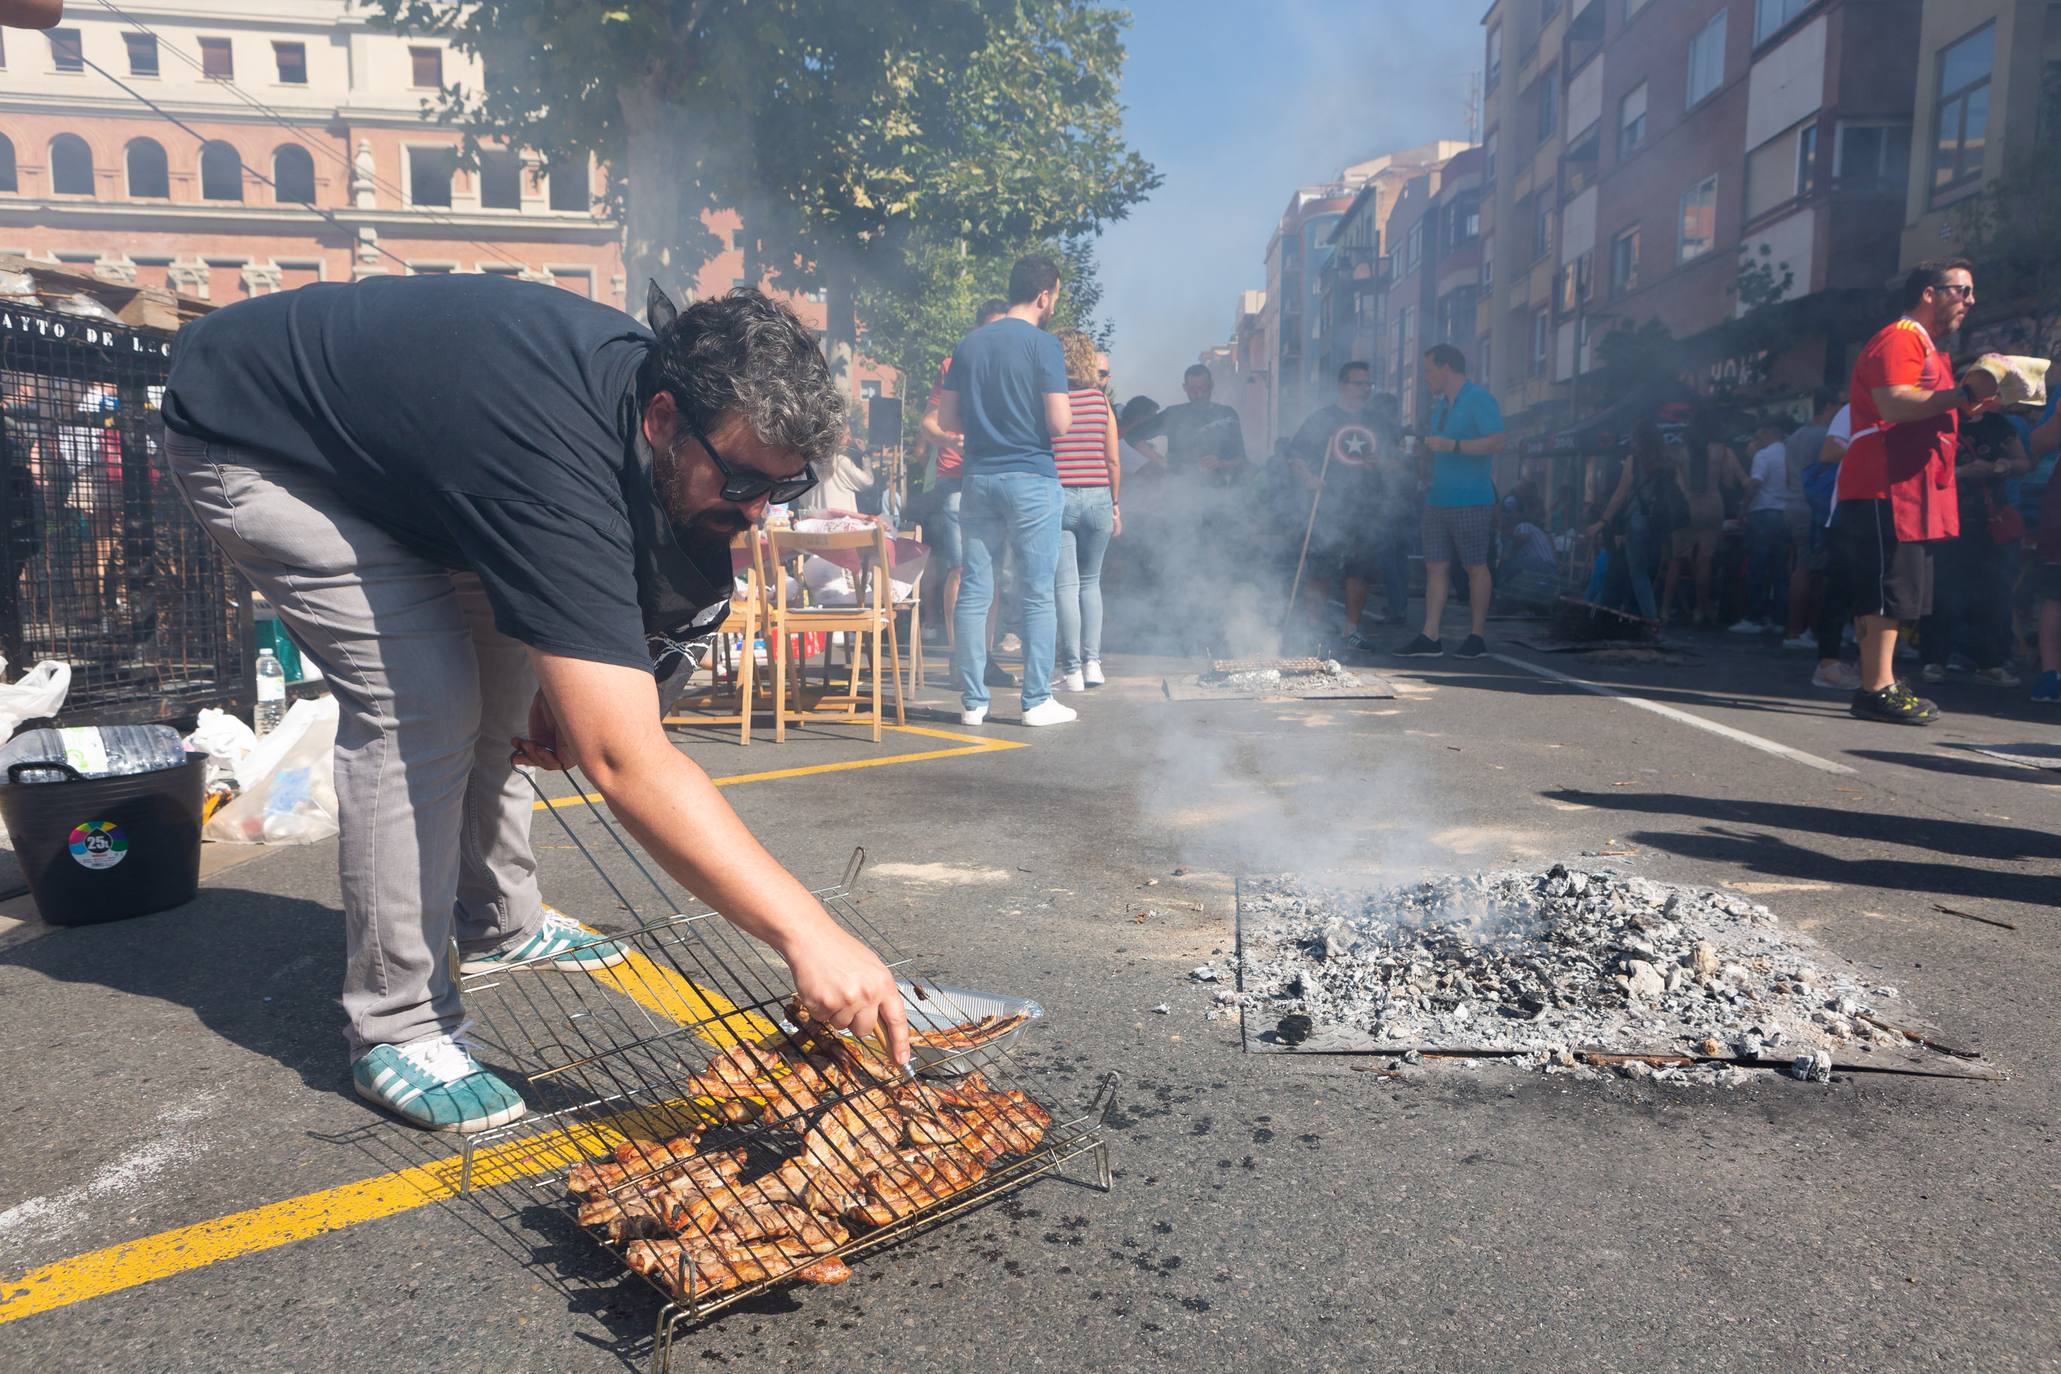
[1162,657,1395,702]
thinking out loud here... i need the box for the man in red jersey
[1831,258,1994,725]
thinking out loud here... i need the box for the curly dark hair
[636,288,847,467]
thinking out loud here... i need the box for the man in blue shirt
[1398,343,1506,659]
[939,254,1078,726]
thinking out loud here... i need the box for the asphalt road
[1,625,2056,1373]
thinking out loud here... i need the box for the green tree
[364,0,1158,391]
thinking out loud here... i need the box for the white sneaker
[1083,660,1105,687]
[961,705,988,725]
[1058,669,1086,692]
[1811,661,1860,690]
[1918,662,1947,684]
[1780,635,1815,652]
[1021,699,1077,727]
[999,632,1023,654]
[1972,665,2021,688]
[1727,619,1764,635]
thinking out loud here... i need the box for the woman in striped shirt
[1052,329,1121,690]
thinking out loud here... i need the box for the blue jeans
[1055,486,1114,673]
[932,480,963,569]
[954,472,1063,710]
[1743,508,1790,623]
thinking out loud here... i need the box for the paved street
[2,629,2057,1374]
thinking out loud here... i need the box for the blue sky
[1096,0,1485,403]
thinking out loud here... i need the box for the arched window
[0,136,16,194]
[49,134,94,196]
[126,138,169,199]
[199,141,243,202]
[271,145,315,205]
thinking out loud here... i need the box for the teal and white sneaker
[352,1026,528,1134]
[457,906,630,975]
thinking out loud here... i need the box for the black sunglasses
[682,412,819,504]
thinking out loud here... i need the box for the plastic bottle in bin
[255,648,287,736]
[0,724,189,781]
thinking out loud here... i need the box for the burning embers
[1223,867,1946,1082]
[1165,657,1393,701]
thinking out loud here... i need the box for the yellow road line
[583,948,778,1048]
[535,724,1026,812]
[0,1096,699,1327]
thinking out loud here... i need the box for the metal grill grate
[455,770,1114,1368]
[1207,656,1330,676]
[1,302,245,720]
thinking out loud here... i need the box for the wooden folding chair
[763,524,906,743]
[664,528,766,745]
[892,524,928,694]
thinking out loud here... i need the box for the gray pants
[166,433,543,1058]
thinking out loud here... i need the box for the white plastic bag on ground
[184,707,257,790]
[0,658,71,742]
[205,696,339,844]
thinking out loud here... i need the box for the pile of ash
[1215,867,1912,1082]
[1205,658,1363,694]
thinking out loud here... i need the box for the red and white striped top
[1053,387,1113,488]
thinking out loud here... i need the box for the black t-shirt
[1149,400,1247,476]
[162,274,730,674]
[1956,412,2016,531]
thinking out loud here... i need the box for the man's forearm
[586,746,829,958]
[1872,384,1959,424]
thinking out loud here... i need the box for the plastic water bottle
[0,724,188,780]
[255,648,287,737]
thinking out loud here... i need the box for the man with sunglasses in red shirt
[1832,258,1996,725]
[164,275,908,1132]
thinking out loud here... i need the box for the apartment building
[1477,0,1921,439]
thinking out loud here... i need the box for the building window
[548,161,588,212]
[1610,225,1640,296]
[1686,11,1726,108]
[279,262,322,291]
[552,268,593,298]
[1796,123,1818,197]
[1534,66,1558,148]
[1557,252,1592,314]
[199,37,233,81]
[274,41,307,85]
[1481,237,1493,290]
[129,257,173,290]
[48,27,83,72]
[410,46,442,89]
[410,263,453,275]
[205,259,249,302]
[273,145,315,204]
[49,134,93,195]
[1405,221,1423,273]
[125,137,168,197]
[481,263,522,277]
[0,135,15,194]
[479,149,522,210]
[1619,81,1647,158]
[200,141,243,201]
[1930,22,1994,202]
[1533,198,1552,262]
[1486,25,1502,89]
[1678,174,1718,262]
[408,146,456,207]
[1834,120,1912,188]
[1754,0,1812,45]
[1531,308,1551,375]
[124,32,157,77]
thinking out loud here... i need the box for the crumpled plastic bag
[0,657,70,742]
[184,707,258,791]
[52,292,120,323]
[0,269,37,305]
[205,696,339,844]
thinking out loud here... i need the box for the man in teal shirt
[1397,343,1506,659]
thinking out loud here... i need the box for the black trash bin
[0,756,206,925]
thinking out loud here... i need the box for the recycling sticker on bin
[68,820,128,870]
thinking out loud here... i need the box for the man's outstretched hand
[783,918,912,1069]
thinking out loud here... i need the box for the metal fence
[1,301,247,724]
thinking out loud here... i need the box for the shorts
[1671,526,1720,563]
[1835,498,1934,620]
[1420,503,1493,568]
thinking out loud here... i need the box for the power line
[75,51,417,275]
[86,0,537,270]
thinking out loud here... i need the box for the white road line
[1487,652,1857,776]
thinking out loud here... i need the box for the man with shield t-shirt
[1287,361,1406,651]
[162,275,910,1133]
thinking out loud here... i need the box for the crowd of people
[887,253,2059,727]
